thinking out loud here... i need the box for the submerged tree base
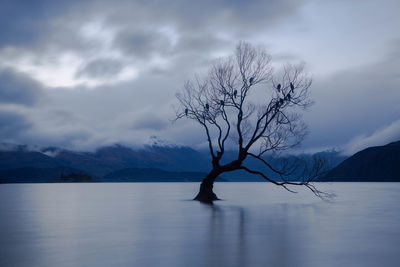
[194,182,220,203]
[194,172,221,203]
[194,191,220,204]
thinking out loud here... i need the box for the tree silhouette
[175,41,329,203]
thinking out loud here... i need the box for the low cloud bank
[343,119,400,155]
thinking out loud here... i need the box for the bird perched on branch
[233,90,237,98]
[185,108,188,116]
[205,103,209,110]
[249,77,254,85]
[277,84,281,92]
[290,82,294,92]
[220,100,224,106]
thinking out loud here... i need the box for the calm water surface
[0,182,399,267]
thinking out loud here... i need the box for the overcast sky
[0,0,399,154]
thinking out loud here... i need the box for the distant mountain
[0,143,210,176]
[323,141,400,181]
[53,145,210,176]
[0,142,346,183]
[218,150,346,182]
[103,168,210,182]
[0,143,212,182]
[0,149,63,170]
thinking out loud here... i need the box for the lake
[0,182,399,267]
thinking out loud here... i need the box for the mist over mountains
[3,140,398,183]
[0,143,208,182]
[0,142,347,183]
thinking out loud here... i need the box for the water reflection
[0,183,400,267]
[202,202,314,267]
[205,204,248,267]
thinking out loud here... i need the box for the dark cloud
[302,41,400,151]
[0,109,31,139]
[131,115,169,131]
[0,0,79,48]
[114,29,172,59]
[0,0,304,60]
[103,0,304,62]
[0,68,44,106]
[105,0,303,33]
[75,58,124,79]
[172,33,230,55]
[0,0,398,153]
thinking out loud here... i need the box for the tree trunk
[194,168,221,203]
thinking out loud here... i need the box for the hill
[323,141,400,181]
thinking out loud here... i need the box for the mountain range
[0,144,211,183]
[1,140,398,183]
[0,142,355,183]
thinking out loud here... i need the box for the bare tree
[175,41,329,203]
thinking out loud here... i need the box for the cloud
[0,108,31,140]
[0,0,84,49]
[343,119,400,155]
[0,0,304,55]
[17,107,100,150]
[0,0,399,153]
[0,0,53,48]
[131,115,169,131]
[0,67,44,106]
[113,29,172,60]
[75,58,124,79]
[104,0,304,33]
[0,0,307,89]
[302,40,400,152]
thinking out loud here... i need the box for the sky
[0,0,399,155]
